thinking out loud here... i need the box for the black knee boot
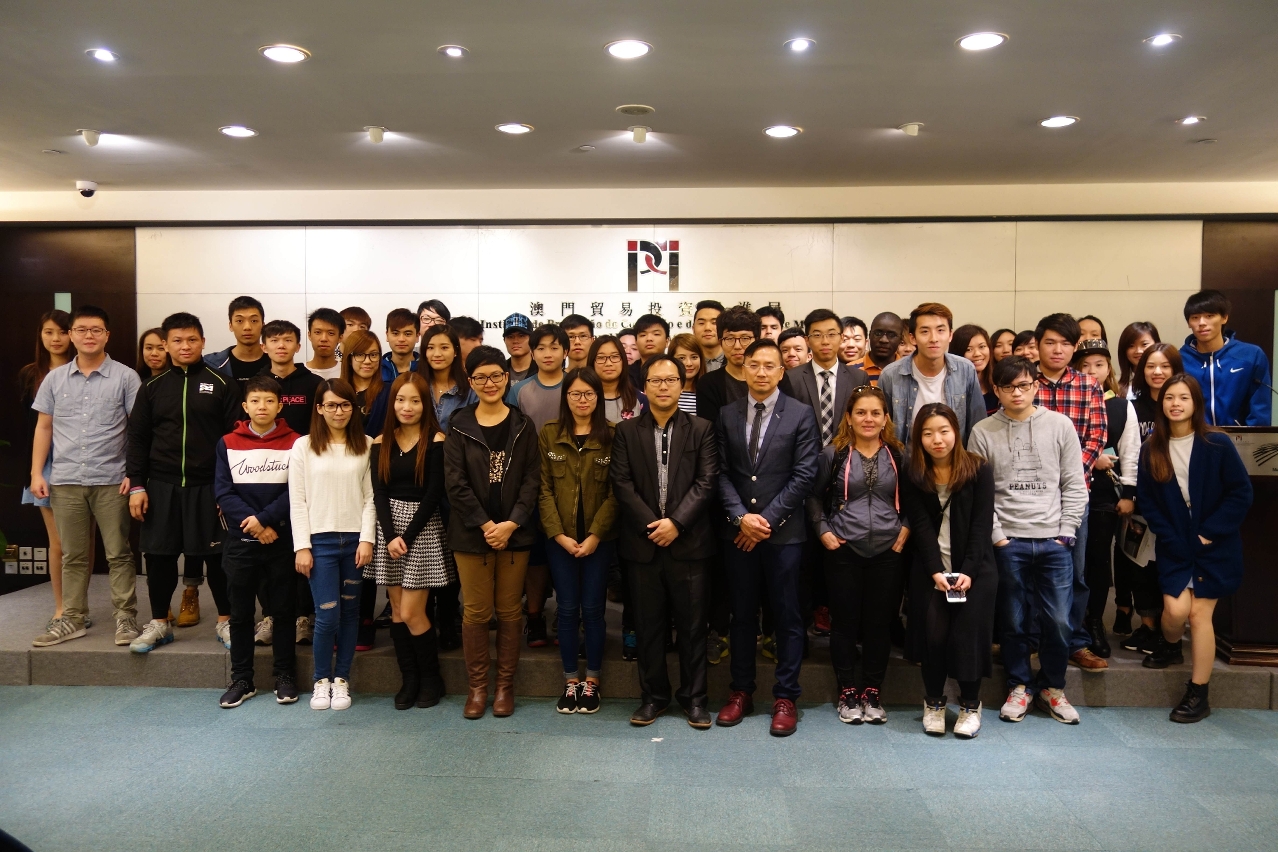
[389,623,420,710]
[413,627,444,708]
[1170,680,1210,723]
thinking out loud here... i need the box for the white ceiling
[3,0,1277,191]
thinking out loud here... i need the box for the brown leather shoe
[715,690,754,727]
[462,623,490,719]
[175,587,200,627]
[770,698,798,737]
[1069,648,1109,672]
[492,619,522,717]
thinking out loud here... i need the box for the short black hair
[842,316,867,335]
[243,375,282,399]
[465,345,508,375]
[1077,315,1108,342]
[1012,330,1037,351]
[340,306,371,326]
[695,300,725,315]
[450,315,484,340]
[641,353,686,383]
[308,307,343,332]
[161,312,204,338]
[633,314,670,337]
[1184,289,1232,320]
[417,299,452,323]
[756,305,785,326]
[1034,313,1081,346]
[228,296,264,321]
[262,319,302,342]
[560,314,593,334]
[69,304,110,329]
[992,355,1036,388]
[803,308,841,335]
[386,308,417,332]
[618,327,636,339]
[530,323,569,350]
[744,339,781,359]
[778,327,806,345]
[717,305,762,339]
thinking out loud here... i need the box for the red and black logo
[627,240,679,292]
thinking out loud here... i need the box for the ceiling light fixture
[365,126,386,143]
[957,32,1008,51]
[628,126,650,143]
[1040,115,1078,128]
[219,125,258,138]
[1194,138,1217,145]
[605,40,651,59]
[616,104,655,117]
[573,145,596,152]
[784,38,815,53]
[86,48,117,62]
[259,44,311,63]
[1176,115,1206,125]
[1144,33,1182,47]
[43,149,64,155]
[437,45,468,58]
[77,129,100,147]
[496,123,533,134]
[764,125,802,138]
[898,122,924,136]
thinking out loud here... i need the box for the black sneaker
[526,614,549,648]
[557,681,579,714]
[219,679,256,708]
[1121,624,1155,654]
[577,680,601,714]
[274,674,299,704]
[1111,608,1133,636]
[1142,636,1184,669]
[373,600,393,629]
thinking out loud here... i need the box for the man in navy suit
[714,339,820,736]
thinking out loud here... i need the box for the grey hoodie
[966,406,1087,544]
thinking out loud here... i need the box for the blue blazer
[715,392,820,545]
[1136,431,1253,599]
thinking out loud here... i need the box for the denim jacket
[433,383,477,434]
[878,352,986,449]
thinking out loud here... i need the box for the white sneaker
[310,678,332,710]
[923,699,946,735]
[1037,688,1080,725]
[954,702,983,738]
[215,620,231,650]
[330,677,352,711]
[836,687,863,724]
[129,619,174,654]
[999,685,1029,722]
[254,616,274,646]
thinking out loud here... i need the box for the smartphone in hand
[942,573,966,603]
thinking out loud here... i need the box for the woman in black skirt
[904,403,997,739]
[368,372,456,709]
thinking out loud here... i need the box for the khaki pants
[50,485,137,625]
[454,550,529,624]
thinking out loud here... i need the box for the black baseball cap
[502,313,532,337]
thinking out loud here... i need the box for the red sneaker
[813,607,831,636]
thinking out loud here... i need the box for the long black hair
[556,367,611,446]
[415,322,469,395]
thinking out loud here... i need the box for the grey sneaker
[254,616,274,646]
[860,687,888,724]
[999,685,1030,722]
[32,616,86,648]
[296,616,314,645]
[923,698,947,735]
[1037,688,1080,725]
[115,616,140,646]
[129,619,174,654]
[836,686,863,724]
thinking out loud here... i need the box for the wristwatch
[730,514,744,528]
[1057,536,1076,548]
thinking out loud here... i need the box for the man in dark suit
[779,308,871,447]
[715,339,820,736]
[611,354,720,729]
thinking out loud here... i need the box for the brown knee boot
[462,622,491,719]
[492,619,522,717]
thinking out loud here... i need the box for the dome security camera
[76,180,98,198]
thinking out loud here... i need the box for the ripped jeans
[308,532,364,682]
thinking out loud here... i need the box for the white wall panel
[1015,220,1202,292]
[138,293,309,354]
[654,225,833,294]
[478,227,649,295]
[136,227,305,294]
[834,222,1016,294]
[1013,289,1197,349]
[304,227,479,297]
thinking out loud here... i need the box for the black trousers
[223,537,297,684]
[707,551,731,636]
[145,553,229,620]
[824,545,904,690]
[1085,509,1121,621]
[627,551,708,709]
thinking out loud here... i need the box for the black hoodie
[261,363,323,436]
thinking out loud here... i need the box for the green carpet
[2,686,1277,851]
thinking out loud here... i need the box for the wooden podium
[1214,427,1278,665]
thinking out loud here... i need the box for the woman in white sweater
[290,378,376,711]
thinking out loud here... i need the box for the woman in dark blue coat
[1136,374,1252,723]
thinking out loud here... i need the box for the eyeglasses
[72,327,107,337]
[567,333,593,343]
[997,381,1036,393]
[722,334,755,347]
[470,373,506,386]
[870,329,900,340]
[320,402,353,413]
[645,377,683,388]
[567,391,597,401]
[594,354,623,365]
[807,331,842,342]
[351,352,379,362]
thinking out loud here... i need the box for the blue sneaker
[129,619,174,653]
[622,631,638,661]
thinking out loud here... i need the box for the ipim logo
[627,240,679,292]
[1253,443,1278,467]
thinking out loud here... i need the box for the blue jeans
[725,540,805,700]
[546,539,614,678]
[1067,512,1091,653]
[308,532,363,682]
[996,538,1074,691]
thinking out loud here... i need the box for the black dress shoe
[1170,680,1210,723]
[685,704,712,730]
[1142,636,1184,669]
[1085,616,1111,658]
[1111,608,1133,636]
[629,702,668,726]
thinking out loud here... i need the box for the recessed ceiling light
[1040,115,1078,128]
[605,40,651,59]
[764,125,802,138]
[784,38,815,53]
[616,104,655,117]
[1144,33,1182,47]
[496,123,534,135]
[219,125,258,138]
[437,45,468,58]
[957,32,1008,51]
[259,44,311,63]
[86,48,117,62]
[1176,115,1206,125]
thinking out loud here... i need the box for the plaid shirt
[1037,366,1108,478]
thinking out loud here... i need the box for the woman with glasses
[588,335,644,423]
[416,323,477,433]
[341,329,384,434]
[538,367,618,713]
[668,333,705,414]
[445,346,542,718]
[289,379,375,711]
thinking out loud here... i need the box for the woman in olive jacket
[444,346,542,719]
[539,368,620,714]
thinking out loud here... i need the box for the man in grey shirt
[30,305,141,648]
